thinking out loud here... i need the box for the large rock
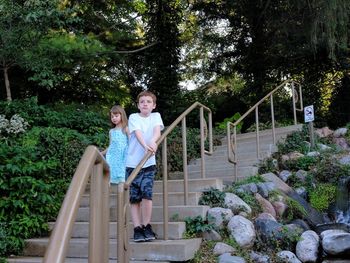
[255,193,276,218]
[261,173,329,228]
[322,232,350,256]
[225,193,252,215]
[228,215,256,248]
[213,242,236,256]
[276,251,301,263]
[295,230,319,262]
[208,207,233,230]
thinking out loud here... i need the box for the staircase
[7,177,223,263]
[7,125,302,263]
[187,125,303,183]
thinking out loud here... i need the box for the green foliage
[21,127,91,178]
[258,157,279,174]
[283,156,318,171]
[277,126,310,154]
[0,176,67,255]
[310,156,350,184]
[261,225,302,252]
[284,197,308,221]
[234,175,265,186]
[309,184,337,212]
[0,0,83,97]
[157,126,206,172]
[198,188,225,208]
[0,97,109,145]
[27,32,110,88]
[184,216,214,238]
[216,112,242,132]
[0,99,109,258]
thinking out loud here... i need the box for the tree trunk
[4,67,12,101]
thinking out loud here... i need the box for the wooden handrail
[43,145,110,263]
[227,79,303,181]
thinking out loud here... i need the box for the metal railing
[43,101,213,263]
[227,79,303,181]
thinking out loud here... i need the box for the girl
[102,105,129,184]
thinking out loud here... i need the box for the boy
[125,90,164,242]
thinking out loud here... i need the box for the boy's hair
[109,105,128,133]
[137,90,157,104]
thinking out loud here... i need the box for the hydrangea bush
[0,114,29,136]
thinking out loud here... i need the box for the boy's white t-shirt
[126,112,164,168]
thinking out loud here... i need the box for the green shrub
[184,216,214,238]
[215,112,242,132]
[234,175,265,186]
[198,188,226,208]
[309,184,336,212]
[0,97,109,137]
[0,176,67,256]
[0,97,46,127]
[157,126,207,172]
[22,127,92,178]
[294,156,318,170]
[258,157,279,174]
[277,126,310,154]
[311,157,350,184]
[284,197,307,221]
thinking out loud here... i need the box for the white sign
[304,105,314,123]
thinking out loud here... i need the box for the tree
[141,0,183,124]
[0,0,90,101]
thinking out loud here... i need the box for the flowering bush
[0,114,29,137]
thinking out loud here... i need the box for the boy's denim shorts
[125,165,156,204]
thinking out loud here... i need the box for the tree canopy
[1,0,350,126]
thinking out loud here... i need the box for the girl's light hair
[109,105,128,133]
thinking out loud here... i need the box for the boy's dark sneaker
[143,224,157,241]
[133,226,146,242]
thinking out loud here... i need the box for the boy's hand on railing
[148,141,157,154]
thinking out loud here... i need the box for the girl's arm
[125,127,130,139]
[100,130,111,155]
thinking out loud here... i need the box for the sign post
[304,105,315,149]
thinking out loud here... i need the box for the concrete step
[48,221,186,240]
[187,166,259,179]
[7,257,169,263]
[220,124,303,143]
[187,162,257,172]
[153,178,223,192]
[76,205,210,222]
[22,237,202,262]
[189,156,260,166]
[81,191,201,207]
[210,143,278,155]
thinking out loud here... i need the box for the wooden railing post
[89,162,108,263]
[270,95,276,144]
[200,107,206,178]
[162,138,169,240]
[292,82,297,125]
[182,118,188,205]
[117,183,129,263]
[255,106,260,159]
